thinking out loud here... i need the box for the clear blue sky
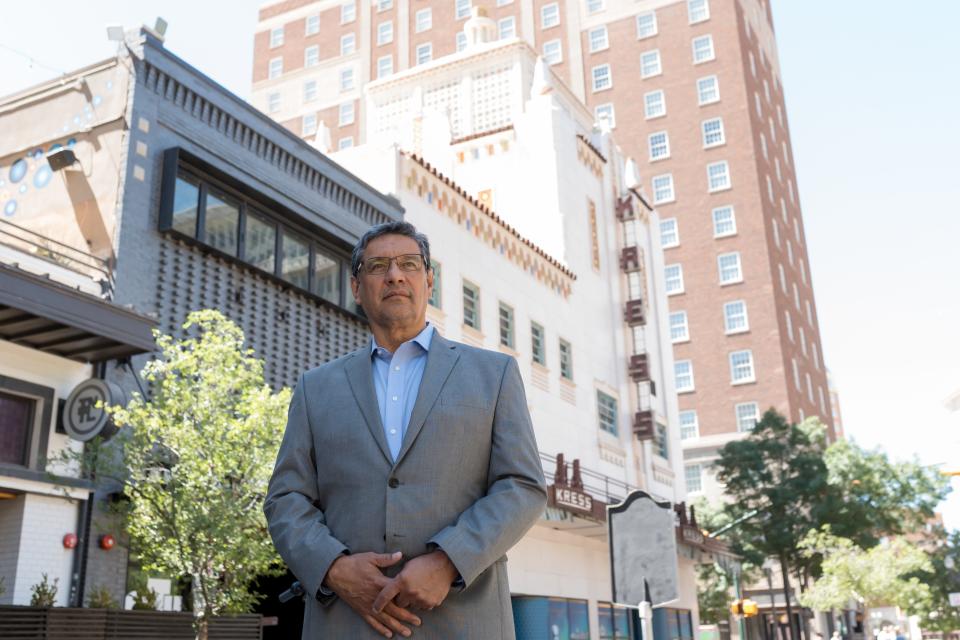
[3,2,959,527]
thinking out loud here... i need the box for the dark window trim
[159,147,360,320]
[0,375,54,474]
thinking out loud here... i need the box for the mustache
[381,289,412,299]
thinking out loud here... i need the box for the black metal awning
[0,262,156,362]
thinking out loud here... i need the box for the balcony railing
[0,219,113,296]
[540,451,637,507]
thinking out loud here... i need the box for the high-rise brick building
[251,0,832,503]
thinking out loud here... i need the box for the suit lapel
[393,334,460,468]
[344,350,394,465]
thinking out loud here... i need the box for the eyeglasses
[358,254,426,276]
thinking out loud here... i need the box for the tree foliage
[797,527,931,616]
[90,310,289,638]
[914,528,960,634]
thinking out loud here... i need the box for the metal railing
[0,218,113,295]
[540,451,640,506]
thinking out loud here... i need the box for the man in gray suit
[264,221,547,639]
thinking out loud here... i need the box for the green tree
[89,310,289,640]
[915,527,960,634]
[798,527,932,636]
[713,410,831,640]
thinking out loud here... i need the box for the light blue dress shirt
[370,324,434,461]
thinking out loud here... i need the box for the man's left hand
[372,550,459,613]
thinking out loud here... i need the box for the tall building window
[302,113,318,136]
[338,137,354,150]
[377,0,393,11]
[587,0,605,13]
[499,302,515,348]
[648,131,670,161]
[270,27,284,48]
[655,424,669,459]
[559,339,573,381]
[377,20,393,45]
[644,90,666,118]
[339,67,354,91]
[717,252,742,284]
[812,341,820,370]
[268,92,281,113]
[428,260,441,308]
[268,57,283,79]
[664,264,684,295]
[595,103,615,128]
[303,80,317,103]
[785,309,794,341]
[463,280,481,329]
[675,360,694,392]
[456,0,472,19]
[541,3,560,28]
[652,174,675,203]
[306,14,320,35]
[760,131,768,158]
[597,391,618,435]
[669,311,689,343]
[377,55,393,78]
[688,0,710,24]
[531,322,546,365]
[712,205,736,237]
[697,75,719,105]
[723,300,748,334]
[692,34,715,63]
[702,117,725,147]
[735,402,759,432]
[498,16,516,39]
[685,464,703,492]
[305,45,320,67]
[636,12,657,39]
[806,299,814,326]
[640,50,662,78]
[338,102,354,126]
[456,31,468,51]
[792,358,802,391]
[340,34,356,56]
[779,263,787,293]
[660,218,679,248]
[591,64,612,92]
[415,42,433,65]
[589,26,609,52]
[707,161,731,192]
[415,8,432,32]
[793,282,801,309]
[543,39,563,64]
[730,350,756,384]
[772,218,781,247]
[679,411,699,440]
[799,326,808,357]
[341,1,356,23]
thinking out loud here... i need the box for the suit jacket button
[388,477,400,488]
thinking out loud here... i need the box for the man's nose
[384,259,406,282]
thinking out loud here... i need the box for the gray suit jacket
[264,332,547,639]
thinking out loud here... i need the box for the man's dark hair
[350,221,431,276]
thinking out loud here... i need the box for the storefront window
[654,608,694,640]
[282,231,310,290]
[513,596,591,640]
[244,211,277,274]
[171,173,200,237]
[313,248,341,305]
[204,189,239,256]
[0,391,33,466]
[598,602,633,640]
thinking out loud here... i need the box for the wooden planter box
[0,606,262,640]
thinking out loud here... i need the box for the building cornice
[401,152,576,298]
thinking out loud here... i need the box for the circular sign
[63,379,124,442]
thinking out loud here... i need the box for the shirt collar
[370,323,434,358]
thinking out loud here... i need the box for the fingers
[377,611,413,638]
[363,614,396,639]
[372,550,403,568]
[385,602,422,627]
[373,578,402,614]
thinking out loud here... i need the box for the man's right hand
[324,551,422,639]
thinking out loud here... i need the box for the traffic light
[730,599,759,618]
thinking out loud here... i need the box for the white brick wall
[12,494,79,606]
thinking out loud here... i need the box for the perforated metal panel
[155,237,367,390]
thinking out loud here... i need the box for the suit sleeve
[264,372,349,601]
[427,356,547,587]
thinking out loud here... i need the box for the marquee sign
[63,378,124,442]
[548,453,604,520]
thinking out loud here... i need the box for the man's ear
[350,275,361,304]
[426,267,435,294]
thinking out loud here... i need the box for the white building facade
[332,14,737,639]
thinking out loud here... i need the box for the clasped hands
[324,549,459,638]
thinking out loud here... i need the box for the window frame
[531,321,547,366]
[303,80,317,103]
[559,339,574,381]
[377,54,393,78]
[541,3,560,29]
[675,359,695,393]
[697,75,720,105]
[596,390,619,435]
[588,25,609,53]
[415,42,433,65]
[679,410,699,440]
[341,1,356,24]
[651,173,675,204]
[692,34,715,64]
[648,131,671,161]
[644,90,666,119]
[640,49,662,79]
[723,300,749,334]
[305,14,320,36]
[735,402,759,432]
[688,0,710,24]
[669,310,689,343]
[595,103,615,128]
[462,280,481,329]
[498,301,515,349]
[591,63,612,92]
[377,20,394,45]
[712,205,736,237]
[455,0,472,20]
[729,349,756,385]
[340,34,356,56]
[702,117,725,148]
[498,16,517,40]
[636,11,658,39]
[268,57,283,79]
[664,263,684,296]
[305,44,321,67]
[660,217,679,248]
[339,67,355,92]
[685,463,703,492]
[269,26,284,48]
[415,8,433,33]
[543,39,563,65]
[707,160,731,192]
[338,101,355,126]
[717,251,743,285]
